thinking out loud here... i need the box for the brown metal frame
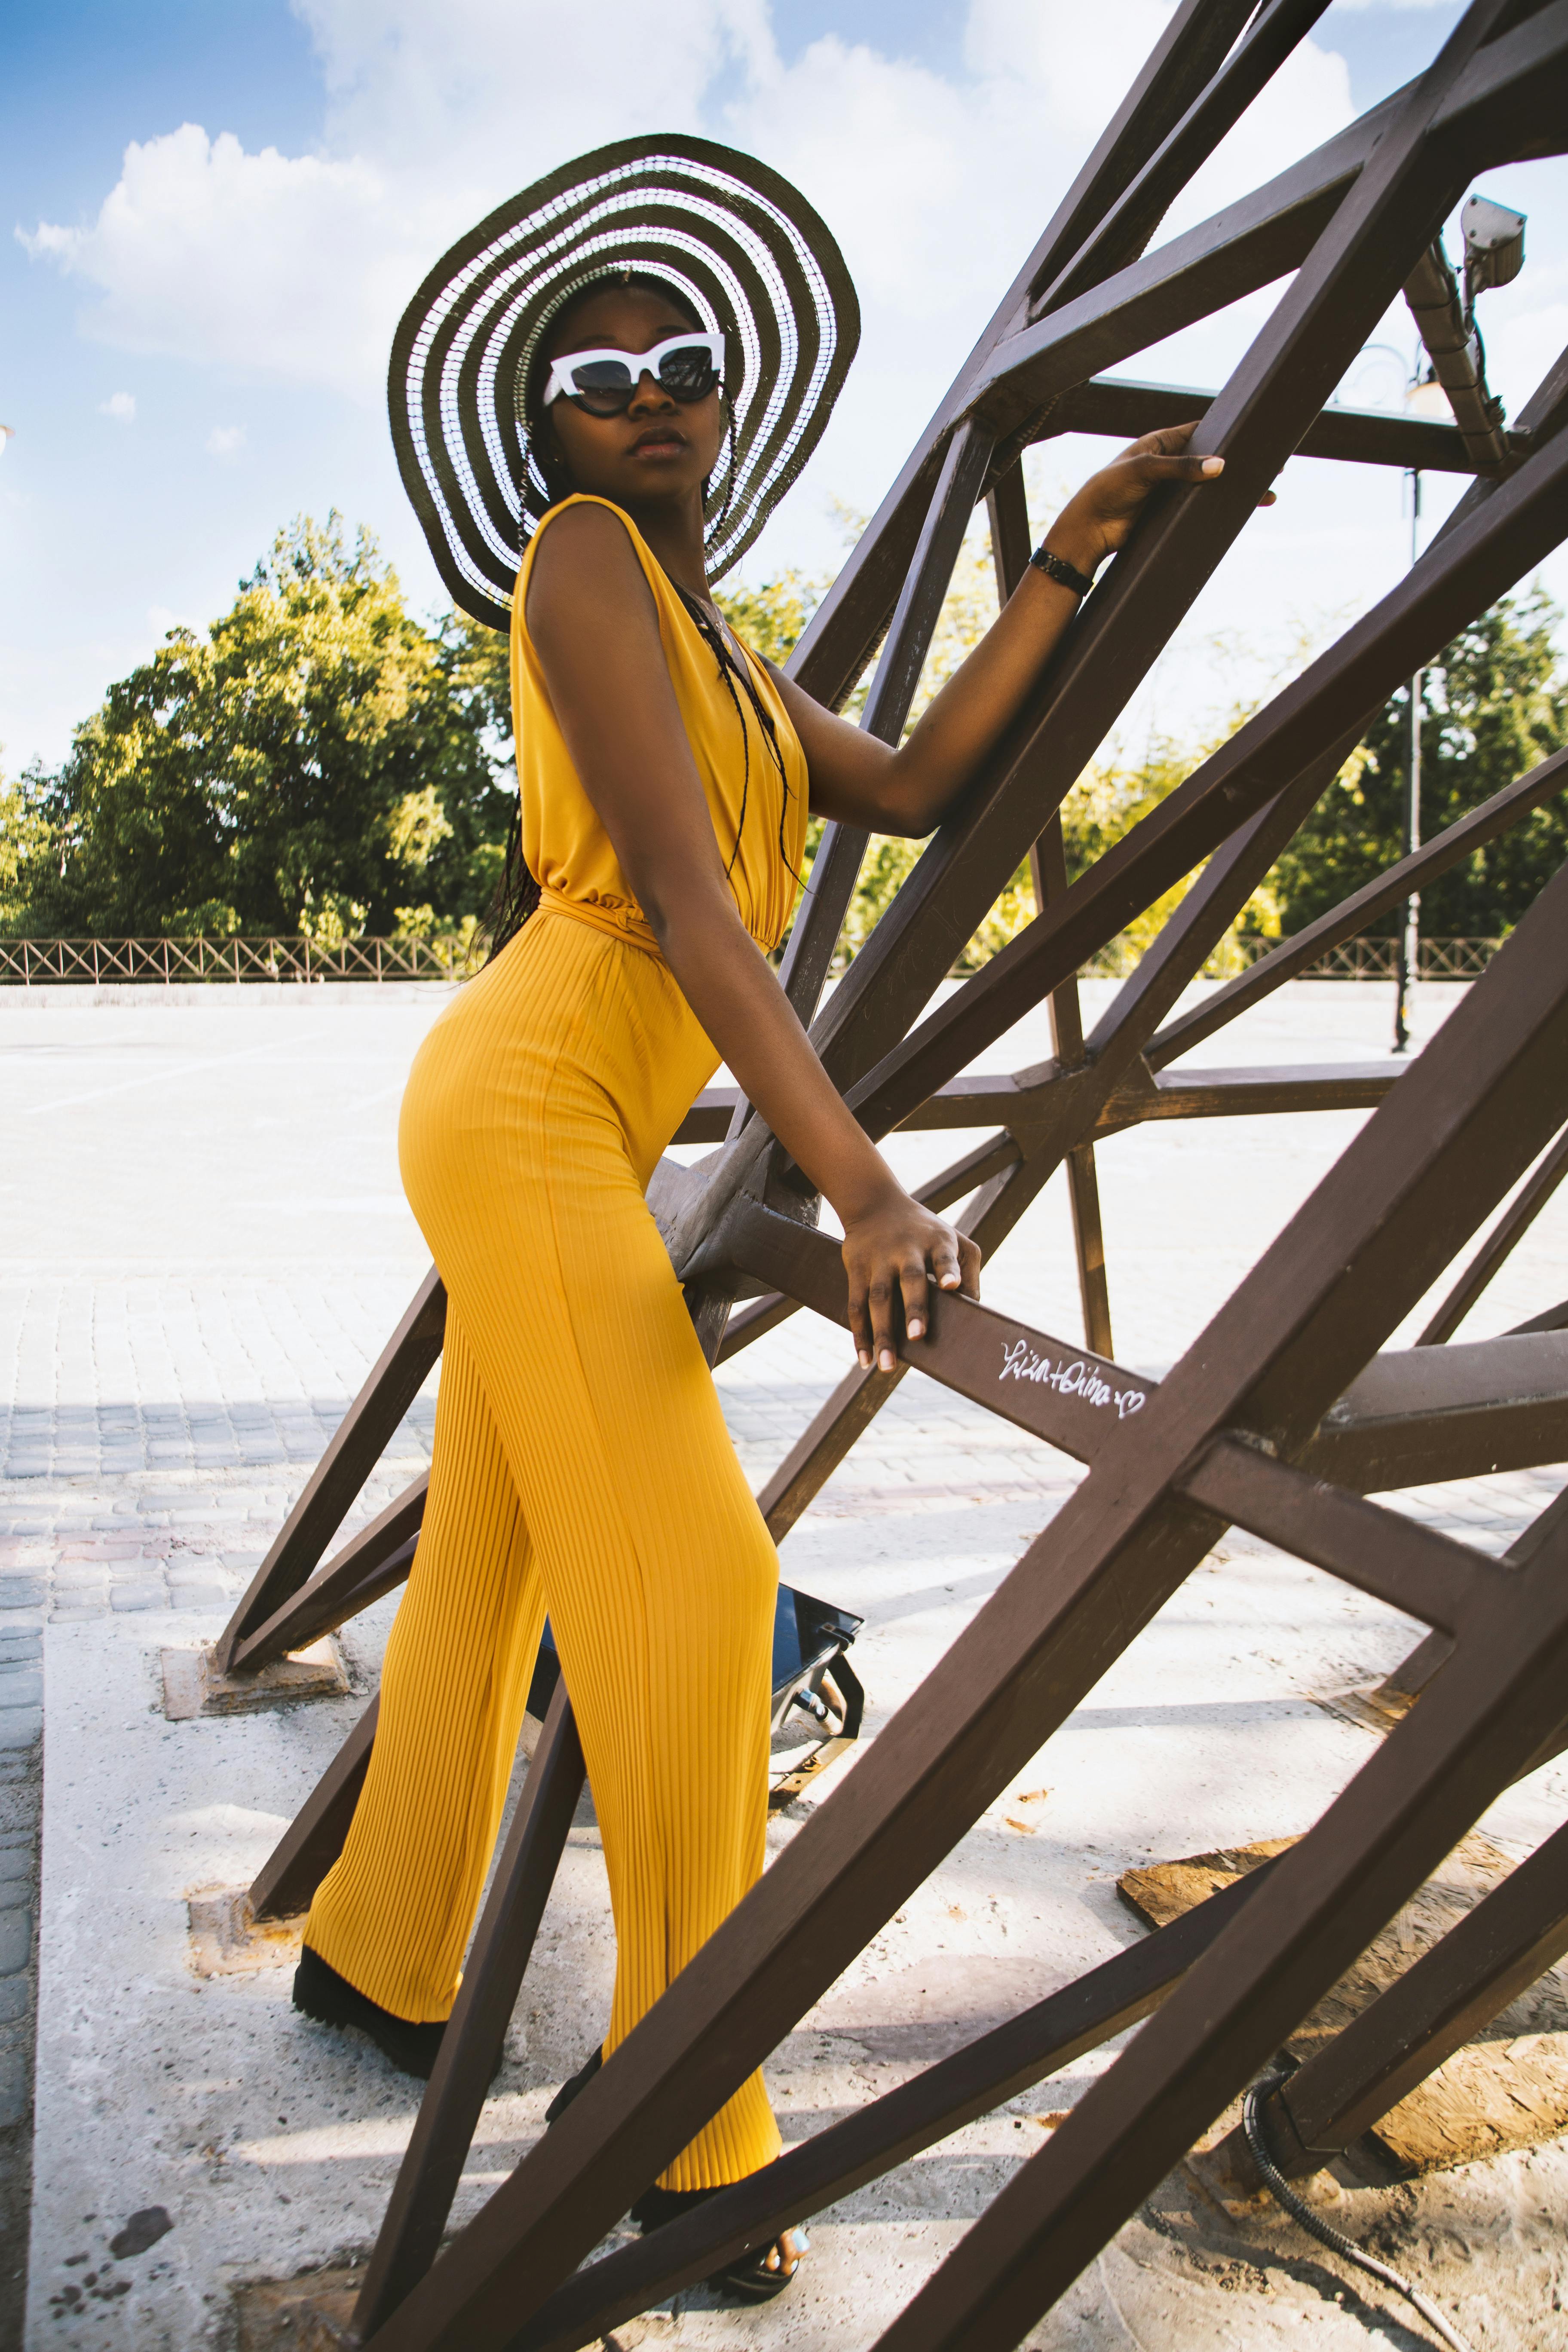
[218,5,1568,2342]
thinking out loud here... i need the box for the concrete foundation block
[161,1637,350,1720]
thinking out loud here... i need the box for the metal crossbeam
[1052,372,1530,472]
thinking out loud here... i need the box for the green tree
[716,568,824,669]
[13,516,514,939]
[0,753,54,931]
[1268,587,1568,939]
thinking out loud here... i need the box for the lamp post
[1343,344,1429,1051]
[1393,459,1428,1052]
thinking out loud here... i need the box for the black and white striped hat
[389,135,860,630]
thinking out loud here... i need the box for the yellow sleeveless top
[509,494,809,956]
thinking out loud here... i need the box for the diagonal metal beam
[1180,1436,1483,1632]
[1416,1118,1568,1343]
[213,1270,445,1671]
[867,1522,1568,2350]
[229,1477,427,1675]
[249,1697,379,1923]
[988,456,1114,1354]
[1146,743,1568,1068]
[966,1,1568,450]
[760,417,995,1072]
[352,1685,586,2340]
[509,1865,1277,2352]
[1033,0,1338,322]
[1263,1816,1568,2176]
[1304,1328,1568,1489]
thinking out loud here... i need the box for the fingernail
[858,1350,871,1369]
[940,1273,960,1287]
[908,1317,924,1339]
[1201,456,1224,475]
[879,1348,896,1372]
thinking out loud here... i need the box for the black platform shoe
[629,2182,807,2303]
[292,1946,447,2080]
[548,2057,805,2300]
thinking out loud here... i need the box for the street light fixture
[1462,193,1527,309]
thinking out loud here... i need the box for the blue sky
[4,0,1565,774]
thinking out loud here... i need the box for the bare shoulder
[526,500,656,639]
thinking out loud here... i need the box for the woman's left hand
[1041,420,1276,578]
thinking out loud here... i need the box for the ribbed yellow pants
[306,906,783,2188]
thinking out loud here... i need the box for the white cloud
[20,125,415,399]
[14,1,784,404]
[297,0,772,178]
[18,0,1356,423]
[98,391,135,422]
[205,424,245,459]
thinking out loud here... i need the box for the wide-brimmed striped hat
[389,136,860,631]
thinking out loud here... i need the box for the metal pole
[1395,468,1423,1051]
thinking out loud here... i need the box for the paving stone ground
[3,975,1567,2348]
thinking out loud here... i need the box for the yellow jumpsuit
[305,495,809,2190]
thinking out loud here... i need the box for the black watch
[1029,544,1097,598]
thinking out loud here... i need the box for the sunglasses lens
[558,340,720,412]
[567,358,636,413]
[658,345,720,401]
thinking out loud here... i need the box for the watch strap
[1029,544,1096,598]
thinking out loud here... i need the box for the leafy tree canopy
[7,516,514,940]
[1267,587,1568,938]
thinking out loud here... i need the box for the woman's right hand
[840,1178,982,1372]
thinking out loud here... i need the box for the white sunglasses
[542,331,726,415]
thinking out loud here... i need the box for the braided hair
[485,272,759,961]
[671,587,800,892]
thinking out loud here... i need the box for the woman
[292,140,1228,2297]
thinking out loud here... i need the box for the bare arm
[778,426,1246,836]
[527,502,981,1366]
